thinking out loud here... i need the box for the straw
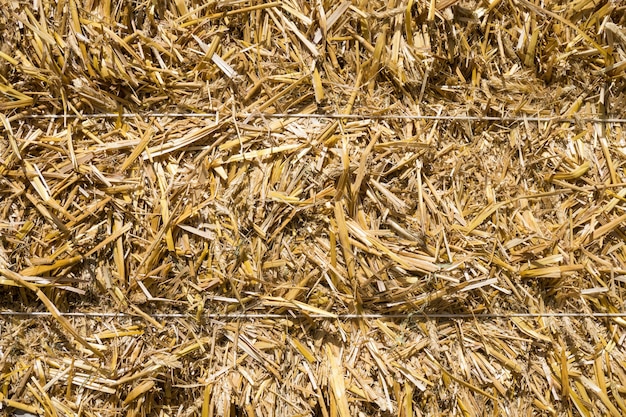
[2,0,626,415]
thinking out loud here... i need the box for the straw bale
[2,0,626,415]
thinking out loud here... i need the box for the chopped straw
[1,0,626,415]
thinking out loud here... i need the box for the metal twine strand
[8,112,626,123]
[1,311,625,320]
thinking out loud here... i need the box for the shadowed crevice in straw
[1,0,626,415]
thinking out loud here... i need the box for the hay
[1,0,626,415]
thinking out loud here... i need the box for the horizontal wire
[1,311,625,320]
[7,112,626,124]
[245,113,623,123]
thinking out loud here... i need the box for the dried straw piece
[326,344,351,417]
[123,380,155,405]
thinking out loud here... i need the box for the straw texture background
[1,0,626,415]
